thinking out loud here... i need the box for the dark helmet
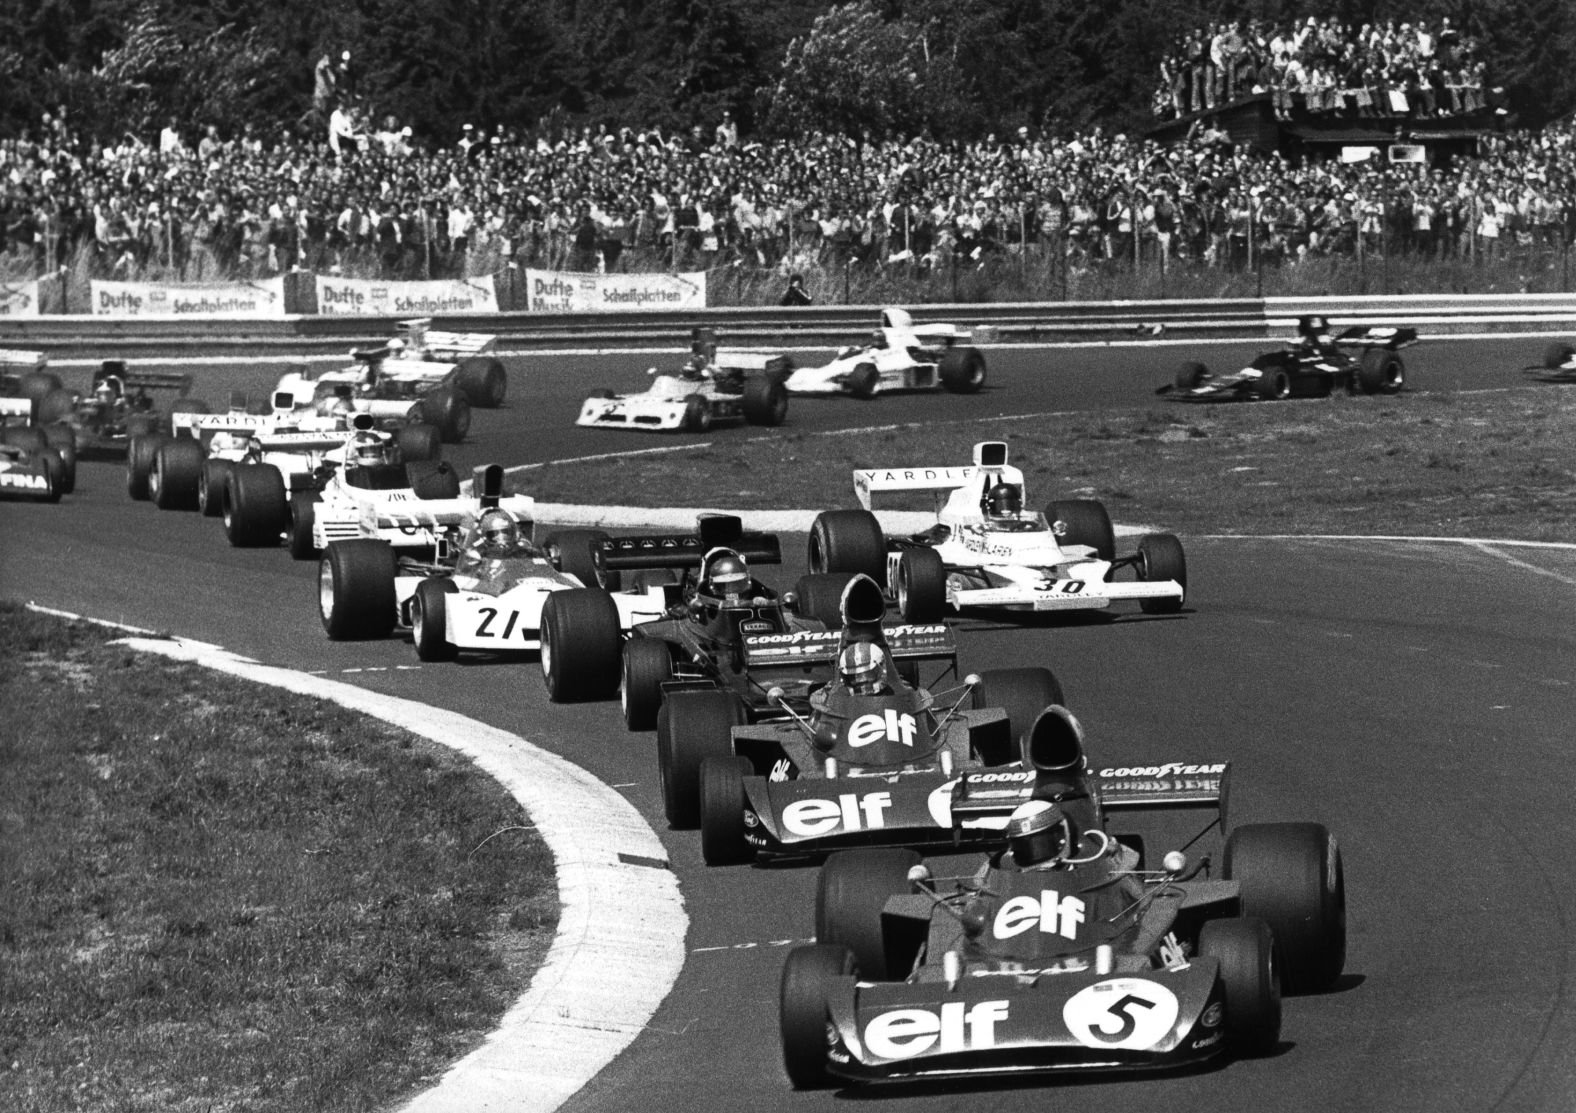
[985,481,1024,517]
[704,548,750,596]
[837,641,888,693]
[476,509,519,554]
[1006,799,1074,868]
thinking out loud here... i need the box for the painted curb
[112,634,686,1113]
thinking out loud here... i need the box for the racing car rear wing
[947,761,1230,826]
[396,318,498,360]
[1334,325,1419,349]
[93,360,193,396]
[0,348,48,371]
[370,492,534,533]
[171,411,282,435]
[596,514,783,571]
[743,623,955,669]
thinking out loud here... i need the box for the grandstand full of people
[0,20,1570,290]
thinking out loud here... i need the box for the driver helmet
[386,337,406,357]
[1299,314,1328,338]
[1006,799,1075,868]
[838,641,888,694]
[703,549,750,598]
[349,430,392,466]
[94,376,121,402]
[476,509,519,555]
[985,481,1024,518]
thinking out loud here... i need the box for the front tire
[319,539,398,640]
[847,362,879,399]
[1199,917,1282,1057]
[1136,533,1187,614]
[126,433,169,501]
[894,548,948,623]
[455,357,507,407]
[621,636,673,731]
[682,394,711,432]
[657,690,741,828]
[816,848,923,979]
[699,755,753,865]
[742,375,789,426]
[539,588,622,702]
[288,492,322,560]
[780,944,856,1090]
[198,458,234,517]
[1047,499,1116,561]
[938,346,986,393]
[224,464,289,547]
[411,578,459,661]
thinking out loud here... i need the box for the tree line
[1,0,1571,144]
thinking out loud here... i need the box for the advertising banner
[0,279,39,317]
[314,275,499,316]
[90,278,287,317]
[526,269,707,312]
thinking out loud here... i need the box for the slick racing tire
[681,394,711,432]
[15,369,64,402]
[698,755,753,866]
[937,346,987,393]
[894,548,948,623]
[807,509,886,585]
[971,667,1066,765]
[1543,341,1574,369]
[419,387,470,443]
[1136,532,1187,614]
[407,460,461,500]
[544,529,619,591]
[621,636,673,731]
[126,433,169,501]
[152,439,204,511]
[394,422,443,463]
[657,690,741,829]
[42,424,76,494]
[780,944,857,1090]
[539,588,622,702]
[1199,916,1282,1057]
[288,492,322,560]
[816,849,923,980]
[791,572,855,628]
[1174,361,1209,389]
[38,448,65,503]
[1256,365,1292,401]
[319,539,398,640]
[411,578,459,661]
[37,388,76,426]
[1047,498,1116,562]
[224,463,289,547]
[454,356,507,408]
[124,413,161,440]
[198,458,234,518]
[1358,348,1405,394]
[742,374,789,426]
[1224,822,1346,993]
[847,361,879,399]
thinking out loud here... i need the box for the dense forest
[1,0,1572,143]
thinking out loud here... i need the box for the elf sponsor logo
[1098,763,1226,778]
[848,710,917,748]
[781,792,890,837]
[0,471,47,490]
[864,1000,1009,1061]
[993,890,1086,940]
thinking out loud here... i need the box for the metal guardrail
[1,295,1572,357]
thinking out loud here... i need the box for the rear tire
[621,636,673,731]
[1256,366,1292,401]
[894,548,948,623]
[224,464,289,547]
[1174,361,1208,389]
[1225,822,1346,993]
[544,528,619,590]
[1136,533,1187,614]
[657,690,741,828]
[699,756,753,865]
[319,539,398,640]
[807,509,887,584]
[126,433,169,501]
[152,439,205,511]
[288,492,322,559]
[1199,917,1281,1057]
[682,394,711,432]
[742,375,789,426]
[1047,499,1116,561]
[419,387,470,443]
[394,422,443,463]
[816,848,922,979]
[971,667,1066,763]
[455,357,507,408]
[938,346,986,393]
[792,572,854,628]
[412,578,459,661]
[780,944,856,1090]
[1542,341,1574,370]
[539,588,622,702]
[407,460,461,500]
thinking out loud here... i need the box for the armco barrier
[0,294,1573,358]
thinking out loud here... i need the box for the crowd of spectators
[2,89,1573,287]
[1157,17,1491,123]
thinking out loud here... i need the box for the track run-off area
[3,334,1575,1112]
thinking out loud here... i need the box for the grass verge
[0,604,557,1113]
[516,386,1576,542]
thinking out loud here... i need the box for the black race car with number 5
[778,706,1347,1087]
[676,573,1065,858]
[1160,315,1415,401]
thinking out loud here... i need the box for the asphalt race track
[3,334,1575,1112]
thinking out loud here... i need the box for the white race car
[806,441,1186,621]
[133,394,443,516]
[576,328,791,432]
[317,464,670,654]
[273,318,503,444]
[781,308,991,398]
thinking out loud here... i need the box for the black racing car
[1160,316,1417,401]
[1525,340,1576,382]
[778,705,1347,1088]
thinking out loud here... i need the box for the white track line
[23,605,685,1113]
